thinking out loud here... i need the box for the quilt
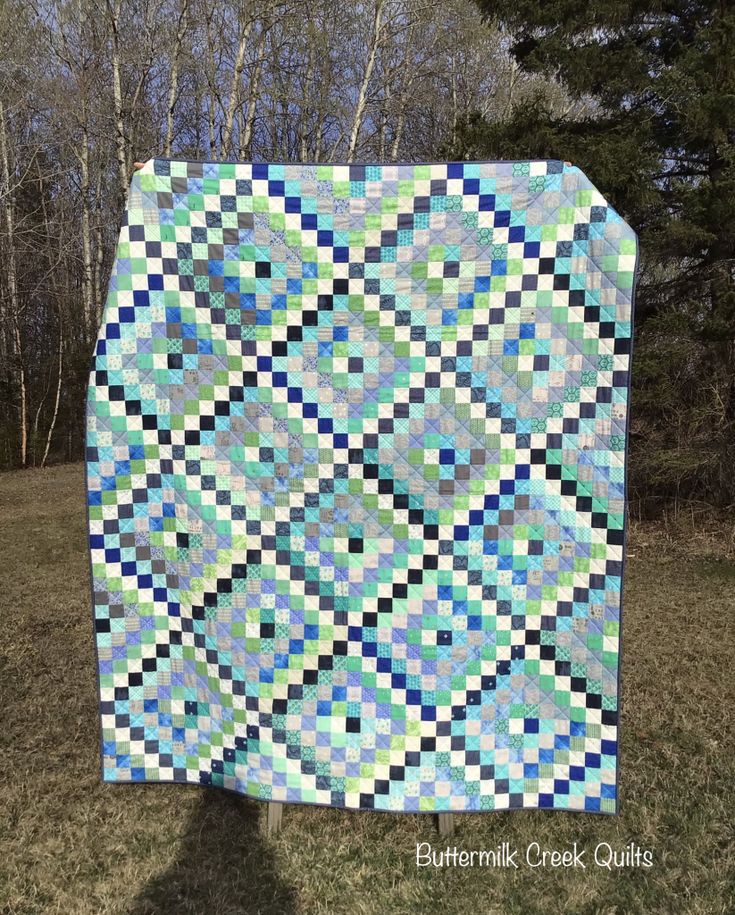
[86,159,636,814]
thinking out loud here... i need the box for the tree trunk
[41,320,64,468]
[390,20,428,162]
[39,163,65,469]
[80,119,95,337]
[0,99,27,467]
[165,0,190,157]
[204,6,219,157]
[378,85,387,161]
[347,0,385,163]
[107,0,129,199]
[240,21,268,159]
[222,5,254,160]
[299,24,315,162]
[93,166,105,322]
[450,53,458,151]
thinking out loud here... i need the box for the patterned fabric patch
[87,159,636,814]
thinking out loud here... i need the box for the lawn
[1,464,733,915]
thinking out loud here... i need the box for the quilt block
[86,159,636,813]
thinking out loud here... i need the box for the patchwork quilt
[87,159,636,814]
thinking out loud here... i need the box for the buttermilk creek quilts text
[86,159,636,813]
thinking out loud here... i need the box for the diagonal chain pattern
[86,159,636,813]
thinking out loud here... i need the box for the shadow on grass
[129,790,297,915]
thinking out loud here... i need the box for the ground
[0,464,733,915]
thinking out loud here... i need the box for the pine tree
[462,1,735,511]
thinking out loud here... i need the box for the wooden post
[266,802,283,835]
[437,813,454,836]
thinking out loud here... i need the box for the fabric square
[87,159,636,814]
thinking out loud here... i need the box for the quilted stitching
[86,159,636,814]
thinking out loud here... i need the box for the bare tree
[107,0,129,197]
[165,0,190,157]
[0,99,27,466]
[0,0,561,469]
[347,0,385,162]
[221,2,256,159]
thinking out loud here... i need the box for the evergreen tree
[463,1,735,511]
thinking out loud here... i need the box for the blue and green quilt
[87,159,636,813]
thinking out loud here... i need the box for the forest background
[1,0,732,520]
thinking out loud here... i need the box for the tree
[463,0,735,512]
[0,0,553,471]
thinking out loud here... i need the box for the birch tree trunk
[107,0,129,199]
[389,18,435,162]
[347,0,385,163]
[221,4,254,160]
[165,0,190,157]
[312,25,335,164]
[299,18,315,162]
[240,21,268,159]
[450,52,458,151]
[204,5,220,157]
[94,169,105,321]
[0,99,28,467]
[79,118,95,337]
[41,320,63,468]
[38,165,65,468]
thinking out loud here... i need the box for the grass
[0,463,733,915]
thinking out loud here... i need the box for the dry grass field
[1,464,733,914]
